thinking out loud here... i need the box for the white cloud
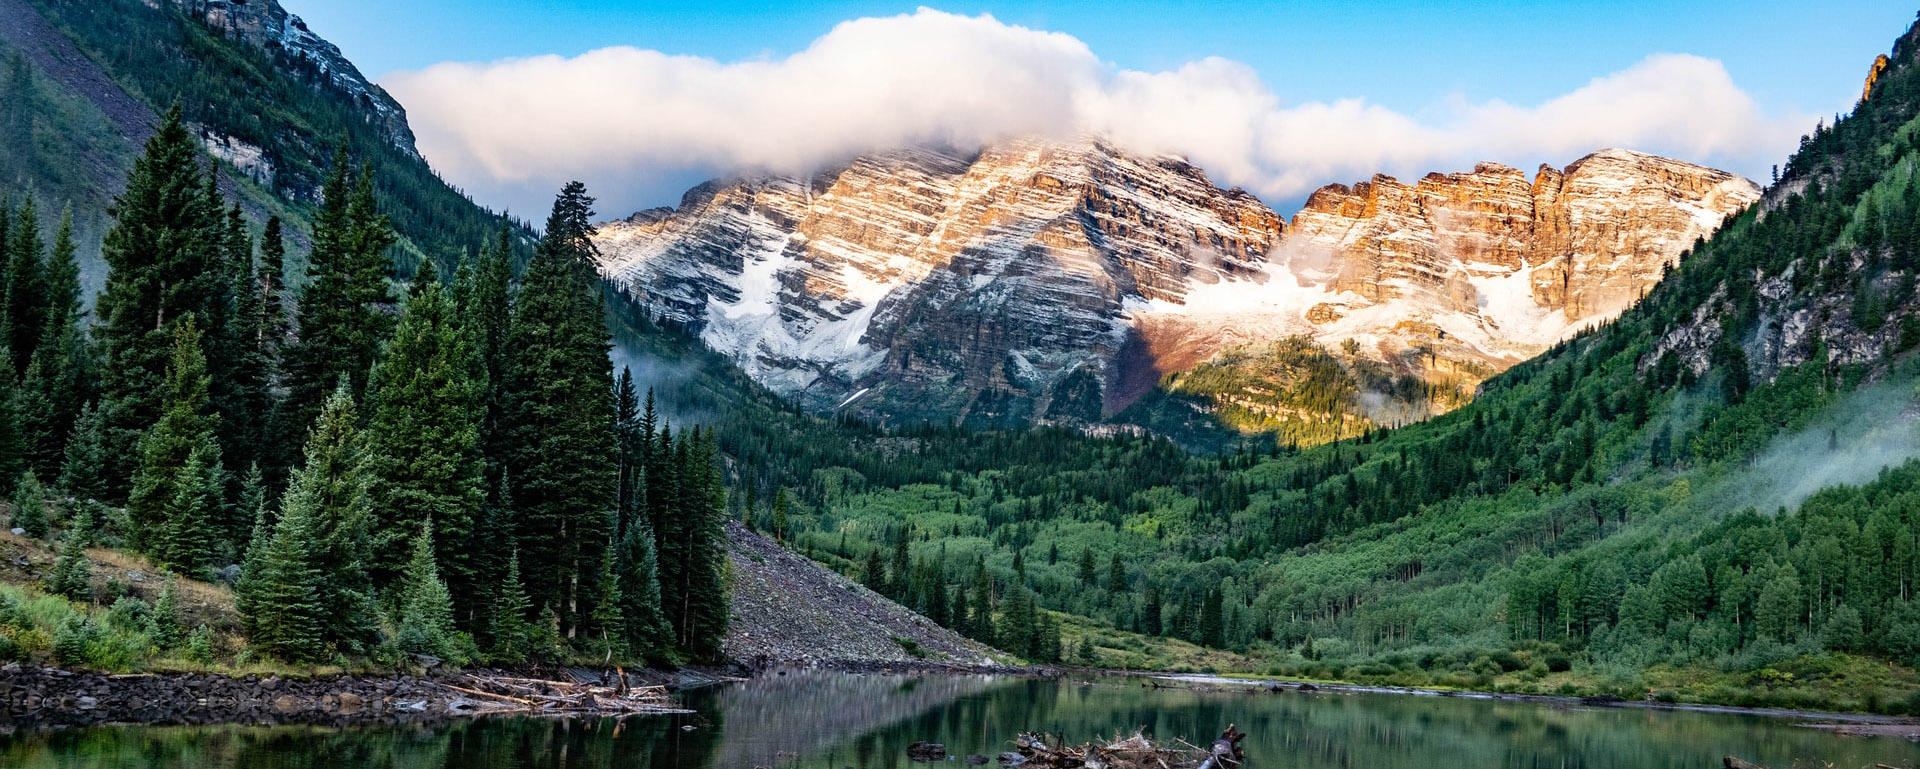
[384,7,1808,218]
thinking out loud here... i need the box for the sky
[288,1,1916,220]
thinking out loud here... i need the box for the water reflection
[3,672,1917,769]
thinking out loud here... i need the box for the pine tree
[9,470,47,538]
[278,150,395,472]
[395,521,457,659]
[255,215,289,353]
[127,319,223,558]
[151,578,184,650]
[0,349,22,494]
[488,549,534,662]
[613,515,671,661]
[1199,587,1225,648]
[771,488,789,541]
[18,207,91,477]
[1106,553,1127,593]
[614,367,643,534]
[1001,587,1038,659]
[207,200,274,484]
[4,195,46,373]
[1077,546,1097,586]
[44,508,91,601]
[452,229,514,497]
[56,402,106,502]
[154,445,219,577]
[95,107,222,500]
[679,430,730,661]
[589,549,627,659]
[360,282,483,610]
[242,478,328,663]
[275,384,378,653]
[1141,583,1163,636]
[969,559,995,643]
[502,182,615,635]
[889,525,911,598]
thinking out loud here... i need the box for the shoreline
[0,659,1039,732]
[1137,671,1920,733]
[7,660,1918,737]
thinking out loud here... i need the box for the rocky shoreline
[0,659,1043,733]
[0,663,735,732]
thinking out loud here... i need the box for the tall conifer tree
[95,107,221,500]
[126,319,222,560]
[279,148,395,470]
[502,182,616,635]
[361,281,484,615]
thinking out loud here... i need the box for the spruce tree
[44,508,91,601]
[9,469,46,538]
[56,402,107,502]
[488,549,534,662]
[154,445,219,577]
[18,207,91,477]
[95,107,222,499]
[207,201,273,484]
[361,282,483,609]
[1199,587,1225,648]
[452,229,514,496]
[274,384,378,653]
[667,429,729,661]
[279,150,396,471]
[243,476,328,663]
[614,514,671,661]
[503,182,615,635]
[127,319,223,557]
[151,578,184,650]
[0,348,21,494]
[590,549,627,659]
[4,195,46,373]
[395,521,457,659]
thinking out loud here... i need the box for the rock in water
[907,741,948,761]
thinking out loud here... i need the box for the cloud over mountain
[385,7,1806,217]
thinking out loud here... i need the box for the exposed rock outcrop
[597,138,1757,433]
[163,0,418,156]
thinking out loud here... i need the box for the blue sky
[286,1,1918,218]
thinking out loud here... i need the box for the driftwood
[431,671,685,715]
[1007,725,1245,769]
[1723,757,1767,769]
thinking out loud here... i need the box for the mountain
[597,138,1757,441]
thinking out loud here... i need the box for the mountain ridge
[596,138,1758,440]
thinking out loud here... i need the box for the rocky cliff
[164,0,417,157]
[597,138,1758,434]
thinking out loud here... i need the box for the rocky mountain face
[164,0,418,157]
[597,138,1758,433]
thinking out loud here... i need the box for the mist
[1715,376,1920,513]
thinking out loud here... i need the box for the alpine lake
[3,670,1917,768]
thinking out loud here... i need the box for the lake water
[3,671,1918,768]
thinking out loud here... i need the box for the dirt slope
[723,522,1002,668]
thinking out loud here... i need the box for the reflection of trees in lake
[692,669,1009,769]
[3,678,1918,769]
[0,715,723,769]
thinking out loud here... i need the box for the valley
[1,1,1920,767]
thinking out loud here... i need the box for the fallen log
[1005,725,1245,769]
